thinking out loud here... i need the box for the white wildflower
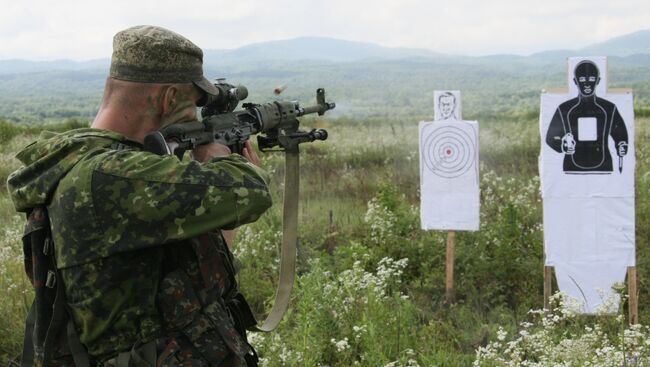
[331,337,350,352]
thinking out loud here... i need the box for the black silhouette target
[422,125,476,178]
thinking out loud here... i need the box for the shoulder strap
[22,207,55,365]
[20,303,36,367]
[253,147,299,332]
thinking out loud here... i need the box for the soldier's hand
[242,140,261,167]
[191,142,231,163]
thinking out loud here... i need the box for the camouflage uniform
[9,128,271,365]
[9,26,272,367]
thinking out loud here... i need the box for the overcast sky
[1,0,648,60]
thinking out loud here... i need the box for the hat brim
[193,77,219,98]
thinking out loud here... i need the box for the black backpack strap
[42,270,67,365]
[20,302,36,367]
[20,206,93,367]
[21,207,54,366]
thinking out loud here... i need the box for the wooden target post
[543,265,553,311]
[543,264,638,324]
[445,231,456,303]
[628,266,638,324]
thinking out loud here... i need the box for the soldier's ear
[573,77,578,86]
[596,77,601,85]
[161,86,179,116]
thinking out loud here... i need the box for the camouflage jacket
[8,128,272,363]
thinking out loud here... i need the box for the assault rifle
[143,80,335,333]
[143,80,335,157]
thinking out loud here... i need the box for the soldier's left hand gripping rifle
[143,80,335,333]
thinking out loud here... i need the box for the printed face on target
[573,62,601,97]
[439,94,457,120]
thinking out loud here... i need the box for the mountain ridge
[0,30,649,75]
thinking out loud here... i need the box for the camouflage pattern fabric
[8,128,271,364]
[110,25,219,96]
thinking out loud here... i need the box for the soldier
[8,25,272,366]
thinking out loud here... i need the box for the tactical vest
[154,232,260,367]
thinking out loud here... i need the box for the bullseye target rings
[421,125,476,178]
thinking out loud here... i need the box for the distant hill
[0,58,108,75]
[580,30,650,57]
[203,37,441,64]
[208,31,650,65]
[1,30,649,75]
[529,30,650,61]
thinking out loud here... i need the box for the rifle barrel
[298,102,336,117]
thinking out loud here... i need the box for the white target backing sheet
[419,120,480,231]
[539,56,635,314]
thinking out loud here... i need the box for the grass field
[1,114,649,366]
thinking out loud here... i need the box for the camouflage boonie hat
[110,25,218,96]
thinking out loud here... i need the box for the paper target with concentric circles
[421,124,476,178]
